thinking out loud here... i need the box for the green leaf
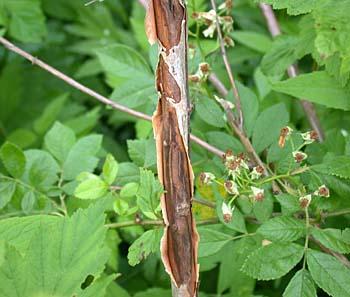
[252,103,289,153]
[271,71,350,110]
[133,288,171,297]
[231,31,272,53]
[33,94,68,135]
[257,0,316,15]
[198,227,232,258]
[116,162,140,186]
[310,228,350,254]
[258,216,305,242]
[103,154,119,185]
[120,182,139,198]
[136,168,163,220]
[96,44,151,85]
[24,149,60,190]
[196,97,226,128]
[80,274,116,297]
[307,249,350,297]
[44,122,76,163]
[274,193,301,215]
[205,131,244,153]
[236,81,259,137]
[7,129,37,149]
[0,141,26,178]
[312,156,350,179]
[0,200,109,297]
[128,229,162,266]
[113,199,130,216]
[21,191,35,214]
[1,0,46,43]
[283,269,317,297]
[110,76,157,109]
[127,138,157,170]
[241,243,304,280]
[0,181,16,209]
[75,175,108,200]
[63,134,102,180]
[261,35,299,76]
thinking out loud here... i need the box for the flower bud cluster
[189,62,211,83]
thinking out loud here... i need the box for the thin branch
[309,236,350,268]
[0,36,223,157]
[210,0,243,130]
[259,3,325,142]
[322,208,350,219]
[209,73,228,96]
[192,197,216,209]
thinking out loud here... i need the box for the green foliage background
[0,0,350,296]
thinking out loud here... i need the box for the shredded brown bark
[146,1,199,296]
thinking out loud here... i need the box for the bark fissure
[146,1,199,296]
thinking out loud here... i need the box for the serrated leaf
[136,168,163,220]
[128,229,162,266]
[127,138,157,169]
[261,35,299,76]
[271,71,350,110]
[103,154,119,185]
[44,122,76,163]
[283,269,316,297]
[0,181,16,209]
[241,243,304,280]
[1,0,46,43]
[258,216,305,242]
[257,0,316,15]
[198,228,232,258]
[0,141,26,178]
[310,228,350,254]
[312,156,350,179]
[0,200,109,297]
[75,176,108,200]
[63,134,102,180]
[307,249,350,297]
[252,103,289,153]
[24,149,60,190]
[274,193,301,215]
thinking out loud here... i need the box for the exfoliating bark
[146,1,199,296]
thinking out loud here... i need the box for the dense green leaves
[258,216,305,242]
[307,249,350,297]
[0,0,46,42]
[0,200,111,296]
[241,243,304,280]
[257,0,315,15]
[312,156,350,178]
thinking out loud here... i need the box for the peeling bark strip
[146,1,199,296]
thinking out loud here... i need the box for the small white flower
[224,180,239,195]
[299,194,312,208]
[203,24,216,38]
[314,185,330,198]
[222,202,234,223]
[292,151,307,163]
[251,186,264,202]
[199,172,216,185]
[301,130,318,144]
[251,166,263,180]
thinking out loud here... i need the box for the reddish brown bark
[146,1,199,296]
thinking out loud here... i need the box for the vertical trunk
[146,1,199,296]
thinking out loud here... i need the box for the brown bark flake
[147,0,199,296]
